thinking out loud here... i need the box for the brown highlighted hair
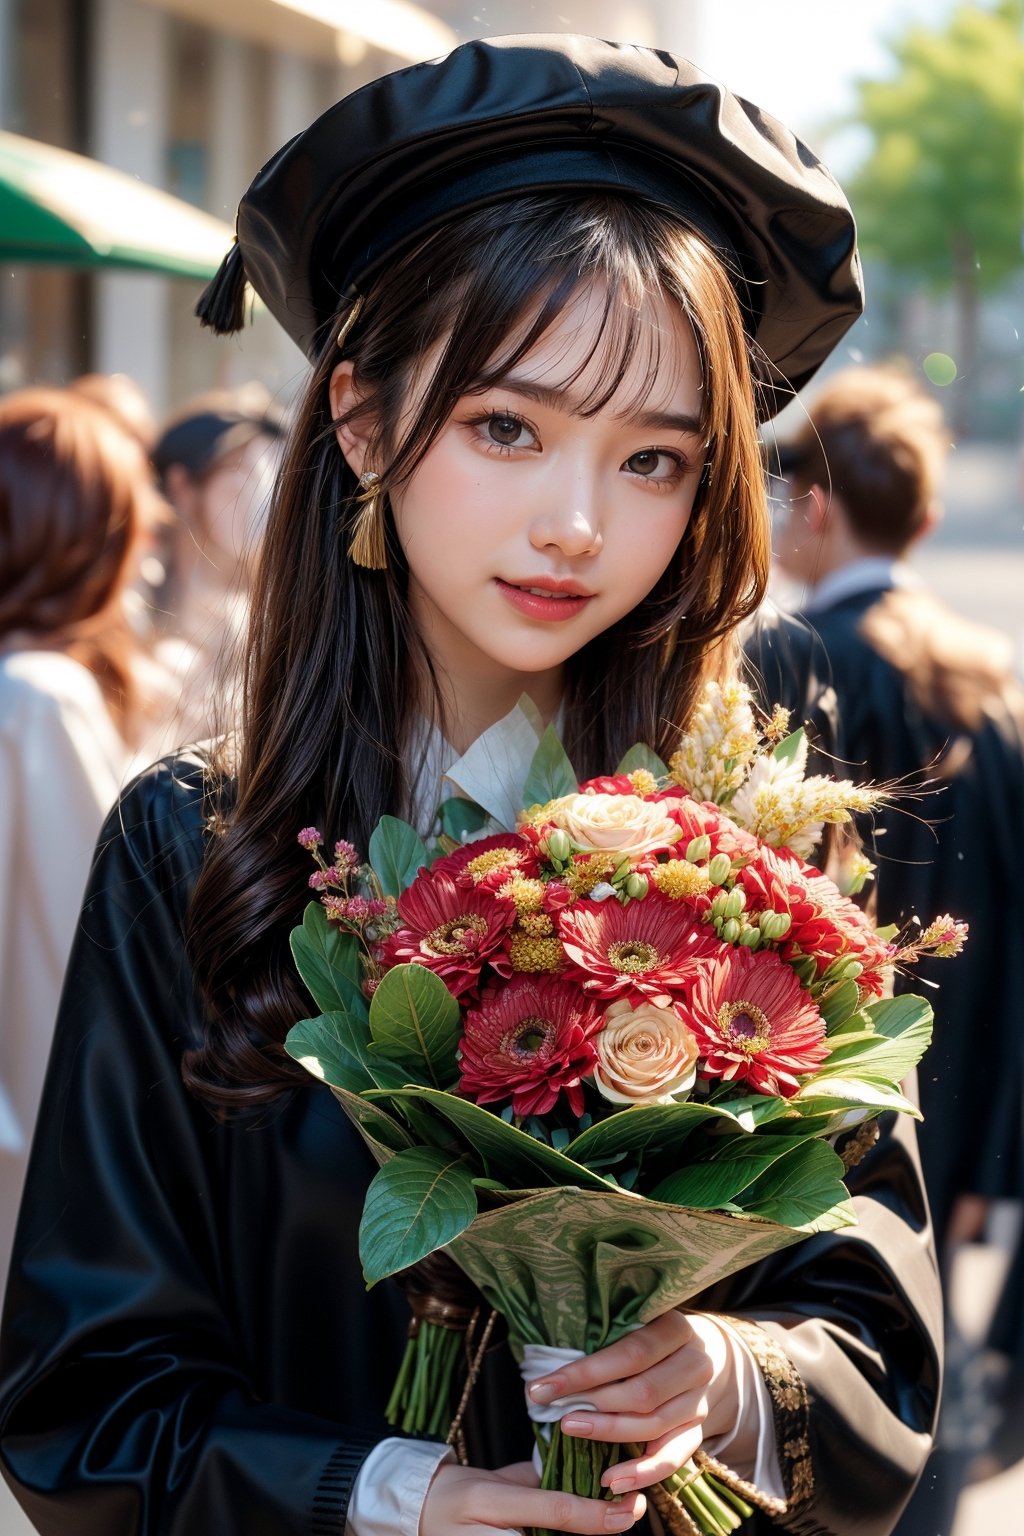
[0,387,157,739]
[185,192,773,1108]
[784,366,949,553]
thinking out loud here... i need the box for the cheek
[611,506,691,597]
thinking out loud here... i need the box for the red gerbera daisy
[557,893,718,1007]
[458,975,602,1118]
[687,946,828,1097]
[380,870,514,996]
[739,846,892,993]
[436,833,540,893]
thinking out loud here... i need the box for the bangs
[373,194,710,484]
[466,265,692,425]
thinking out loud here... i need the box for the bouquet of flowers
[286,681,964,1536]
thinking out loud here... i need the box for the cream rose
[546,793,682,857]
[593,999,700,1105]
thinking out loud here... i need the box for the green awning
[0,129,234,280]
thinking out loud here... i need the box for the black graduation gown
[797,585,1024,1244]
[0,755,942,1535]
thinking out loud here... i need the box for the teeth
[523,587,572,598]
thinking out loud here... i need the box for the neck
[436,670,562,755]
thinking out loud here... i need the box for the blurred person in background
[69,371,158,455]
[147,385,288,748]
[774,363,1024,1533]
[0,387,165,1289]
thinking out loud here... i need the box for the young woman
[0,36,940,1536]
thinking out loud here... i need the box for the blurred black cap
[152,384,289,484]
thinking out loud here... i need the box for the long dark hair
[184,192,773,1108]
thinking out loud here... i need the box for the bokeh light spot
[923,352,957,387]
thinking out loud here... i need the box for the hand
[526,1311,738,1495]
[421,1460,646,1535]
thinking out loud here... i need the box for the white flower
[545,793,682,857]
[668,680,759,804]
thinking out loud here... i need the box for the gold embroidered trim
[838,1117,881,1171]
[715,1313,814,1517]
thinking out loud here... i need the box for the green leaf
[733,1139,855,1231]
[288,1013,408,1099]
[366,1086,616,1190]
[566,1102,734,1167]
[793,1080,921,1120]
[818,978,862,1034]
[522,725,578,807]
[772,728,806,765]
[650,1132,824,1209]
[698,1092,797,1132]
[368,964,462,1089]
[614,743,670,779]
[437,797,491,844]
[289,902,368,1018]
[816,994,933,1084]
[369,816,429,897]
[359,1148,478,1286]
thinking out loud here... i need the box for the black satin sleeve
[0,757,392,1535]
[699,1099,942,1536]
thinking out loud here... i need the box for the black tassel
[195,242,249,336]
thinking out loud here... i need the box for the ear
[162,463,200,527]
[805,482,831,534]
[913,496,943,544]
[329,359,375,479]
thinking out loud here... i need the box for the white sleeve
[696,1316,785,1500]
[346,1437,454,1536]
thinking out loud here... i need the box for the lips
[495,577,595,622]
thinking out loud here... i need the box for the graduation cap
[198,33,863,419]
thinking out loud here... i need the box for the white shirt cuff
[346,1437,454,1536]
[700,1317,786,1501]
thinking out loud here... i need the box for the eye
[624,448,685,482]
[484,412,534,449]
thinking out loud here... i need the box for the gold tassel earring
[349,470,388,570]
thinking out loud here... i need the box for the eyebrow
[483,376,705,437]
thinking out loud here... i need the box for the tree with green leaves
[848,1,1024,427]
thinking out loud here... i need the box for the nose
[528,466,604,558]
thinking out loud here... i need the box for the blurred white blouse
[0,649,127,1290]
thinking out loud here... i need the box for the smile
[495,579,595,622]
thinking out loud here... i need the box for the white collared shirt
[801,556,922,615]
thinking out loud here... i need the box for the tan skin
[329,290,755,1534]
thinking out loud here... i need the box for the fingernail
[604,1512,636,1532]
[528,1381,556,1404]
[606,1479,633,1496]
[560,1415,592,1435]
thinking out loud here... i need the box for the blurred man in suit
[775,365,1024,1531]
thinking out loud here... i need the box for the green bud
[624,872,649,901]
[612,858,633,885]
[758,911,791,941]
[707,853,732,886]
[685,834,712,864]
[545,829,572,865]
[738,927,761,949]
[723,889,746,919]
[830,957,864,982]
[720,918,741,945]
